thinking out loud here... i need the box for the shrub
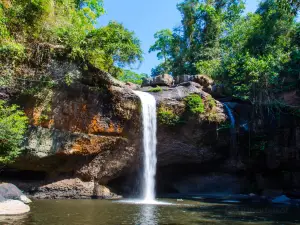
[0,101,28,164]
[185,94,205,114]
[148,86,163,92]
[158,107,180,126]
[0,41,25,62]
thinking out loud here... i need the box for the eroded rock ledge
[2,65,230,199]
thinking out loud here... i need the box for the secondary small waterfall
[223,103,237,156]
[134,91,157,203]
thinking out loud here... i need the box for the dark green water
[1,199,300,225]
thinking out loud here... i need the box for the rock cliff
[4,66,300,199]
[1,62,231,198]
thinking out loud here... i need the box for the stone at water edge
[0,183,32,204]
[0,200,30,215]
[20,195,32,204]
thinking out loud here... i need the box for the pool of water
[1,199,300,225]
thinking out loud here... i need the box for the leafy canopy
[0,0,143,79]
[150,0,299,103]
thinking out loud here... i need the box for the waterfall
[134,91,157,203]
[223,103,235,128]
[223,103,237,156]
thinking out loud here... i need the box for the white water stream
[134,91,157,203]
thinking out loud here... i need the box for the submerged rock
[0,200,30,215]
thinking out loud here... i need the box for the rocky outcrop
[152,74,174,87]
[3,68,232,198]
[12,82,141,185]
[16,178,120,199]
[1,60,144,199]
[149,82,227,166]
[142,74,174,87]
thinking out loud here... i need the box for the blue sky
[97,0,259,75]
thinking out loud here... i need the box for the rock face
[7,60,300,199]
[150,82,227,166]
[1,64,232,198]
[13,82,141,186]
[1,61,143,199]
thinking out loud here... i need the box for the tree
[0,0,143,82]
[220,0,298,101]
[150,0,245,77]
[149,29,174,71]
[117,70,148,85]
[0,101,28,164]
[85,21,143,77]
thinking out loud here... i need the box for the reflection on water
[138,204,157,225]
[1,199,300,225]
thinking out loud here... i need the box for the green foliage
[219,0,297,101]
[148,86,163,92]
[150,0,299,106]
[158,107,181,126]
[117,70,148,85]
[0,41,25,62]
[0,0,143,80]
[84,21,143,76]
[149,29,175,75]
[185,94,205,114]
[0,101,28,164]
[150,0,245,76]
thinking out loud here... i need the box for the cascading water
[223,103,237,156]
[134,91,157,203]
[223,103,235,127]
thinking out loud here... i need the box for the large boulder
[0,200,30,215]
[142,74,174,87]
[0,183,31,204]
[175,75,192,84]
[152,74,174,87]
[141,77,153,87]
[0,183,31,215]
[125,82,140,90]
[28,178,120,199]
[192,75,214,92]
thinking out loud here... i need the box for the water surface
[1,199,300,225]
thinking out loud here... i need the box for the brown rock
[193,74,214,92]
[152,74,174,87]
